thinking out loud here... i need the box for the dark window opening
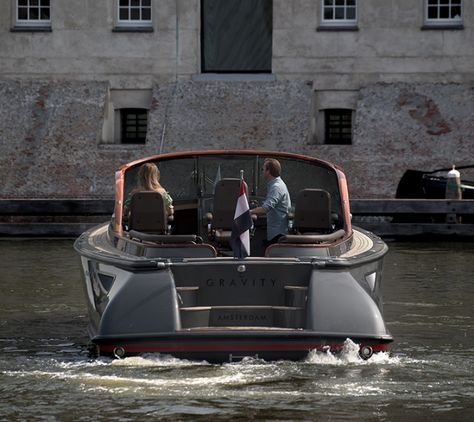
[121,108,148,144]
[201,0,272,73]
[325,109,352,145]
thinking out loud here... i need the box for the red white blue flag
[230,177,252,259]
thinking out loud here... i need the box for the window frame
[115,0,152,29]
[120,108,148,145]
[424,0,463,27]
[14,0,51,28]
[319,0,357,29]
[324,109,353,145]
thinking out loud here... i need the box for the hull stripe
[99,342,390,353]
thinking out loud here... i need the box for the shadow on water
[1,239,473,421]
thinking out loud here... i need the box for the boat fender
[359,345,374,360]
[445,165,462,199]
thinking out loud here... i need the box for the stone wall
[0,80,109,198]
[329,83,474,197]
[153,80,312,152]
[1,79,472,199]
[0,79,313,198]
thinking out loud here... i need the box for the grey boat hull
[75,223,392,362]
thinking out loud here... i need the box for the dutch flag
[230,177,252,259]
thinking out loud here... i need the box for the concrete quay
[1,199,474,239]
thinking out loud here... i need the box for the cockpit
[114,151,351,258]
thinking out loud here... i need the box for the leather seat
[128,191,168,234]
[278,189,345,245]
[293,188,332,234]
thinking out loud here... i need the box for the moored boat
[396,165,474,199]
[75,150,392,362]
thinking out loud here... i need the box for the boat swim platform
[1,198,474,239]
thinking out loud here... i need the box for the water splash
[110,353,208,368]
[305,338,396,365]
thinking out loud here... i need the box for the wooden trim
[114,171,125,234]
[336,167,352,237]
[116,150,342,174]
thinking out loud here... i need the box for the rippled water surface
[1,239,473,421]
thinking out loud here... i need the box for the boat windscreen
[256,156,342,213]
[198,155,256,196]
[123,154,343,215]
[124,157,198,202]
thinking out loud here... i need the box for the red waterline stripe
[99,342,389,353]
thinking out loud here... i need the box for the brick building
[0,0,473,199]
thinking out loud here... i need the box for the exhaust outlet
[113,346,126,359]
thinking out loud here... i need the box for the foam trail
[305,339,397,365]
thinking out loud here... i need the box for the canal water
[0,238,473,421]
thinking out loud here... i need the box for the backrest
[212,178,248,229]
[294,189,332,233]
[128,191,167,233]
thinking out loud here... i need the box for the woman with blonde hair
[124,163,174,218]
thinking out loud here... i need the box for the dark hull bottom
[92,333,393,362]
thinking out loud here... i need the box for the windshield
[119,152,347,240]
[124,154,342,209]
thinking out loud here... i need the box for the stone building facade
[0,0,473,199]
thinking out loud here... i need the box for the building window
[101,90,152,145]
[324,109,352,145]
[116,0,152,27]
[201,0,273,73]
[121,109,148,144]
[425,0,462,26]
[15,0,51,27]
[320,0,357,27]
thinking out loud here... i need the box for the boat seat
[279,229,346,244]
[267,189,345,251]
[128,191,169,234]
[205,178,249,245]
[127,230,217,258]
[128,230,201,244]
[292,188,332,234]
[139,243,217,258]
